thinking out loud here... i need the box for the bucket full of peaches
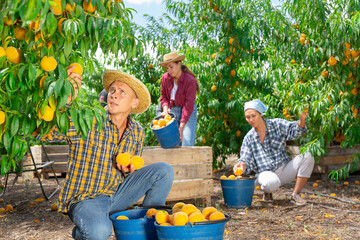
[110,203,230,240]
[154,202,231,240]
[110,206,171,240]
[150,113,180,149]
[220,168,256,209]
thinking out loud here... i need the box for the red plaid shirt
[160,72,197,123]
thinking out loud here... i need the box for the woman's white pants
[256,152,315,193]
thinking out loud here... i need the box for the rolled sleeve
[238,137,257,174]
[160,75,170,107]
[278,119,307,141]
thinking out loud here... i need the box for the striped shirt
[41,111,144,213]
[238,119,307,174]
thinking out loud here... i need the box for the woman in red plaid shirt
[159,52,200,146]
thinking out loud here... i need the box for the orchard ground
[1,159,360,240]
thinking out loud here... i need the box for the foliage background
[133,0,360,179]
[1,0,359,180]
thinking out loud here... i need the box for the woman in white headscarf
[233,99,314,205]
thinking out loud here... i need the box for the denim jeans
[68,162,174,240]
[170,104,197,146]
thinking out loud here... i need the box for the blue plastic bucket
[221,178,256,209]
[110,209,158,240]
[155,214,231,240]
[151,113,180,149]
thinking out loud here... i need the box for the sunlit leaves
[136,0,360,171]
[0,0,137,175]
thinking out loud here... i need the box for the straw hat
[159,52,185,66]
[102,70,151,114]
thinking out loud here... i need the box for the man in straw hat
[39,67,174,240]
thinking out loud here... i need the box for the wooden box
[286,145,360,175]
[30,145,69,178]
[141,146,214,204]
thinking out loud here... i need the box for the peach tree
[0,0,139,175]
[135,0,360,179]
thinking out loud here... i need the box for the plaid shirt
[41,111,144,213]
[238,119,307,174]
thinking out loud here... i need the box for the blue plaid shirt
[238,119,307,174]
[40,111,144,213]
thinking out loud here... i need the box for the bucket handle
[154,112,176,121]
[192,214,231,226]
[139,205,172,219]
[140,205,172,210]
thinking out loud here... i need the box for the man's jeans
[69,162,174,240]
[170,104,197,146]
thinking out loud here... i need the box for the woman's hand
[179,122,185,142]
[298,111,308,128]
[66,66,83,104]
[161,110,169,116]
[179,127,184,142]
[233,162,246,174]
[117,163,135,173]
[161,105,169,117]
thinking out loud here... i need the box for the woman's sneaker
[262,193,273,202]
[290,193,307,205]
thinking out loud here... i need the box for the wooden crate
[141,146,214,204]
[30,145,69,178]
[286,145,360,175]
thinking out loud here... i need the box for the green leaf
[19,0,41,22]
[3,131,12,153]
[11,136,20,158]
[54,78,64,98]
[28,117,37,136]
[64,39,73,58]
[70,20,78,38]
[19,140,28,162]
[85,109,93,133]
[6,72,16,92]
[80,38,86,58]
[22,117,30,136]
[78,112,88,139]
[28,63,37,83]
[44,12,58,37]
[68,108,80,135]
[1,155,9,175]
[94,108,103,132]
[47,81,56,97]
[57,64,68,82]
[93,18,99,42]
[59,112,69,134]
[59,51,66,65]
[58,80,72,108]
[10,115,20,137]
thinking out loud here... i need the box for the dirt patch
[1,168,360,240]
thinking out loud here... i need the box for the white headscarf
[244,99,268,114]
